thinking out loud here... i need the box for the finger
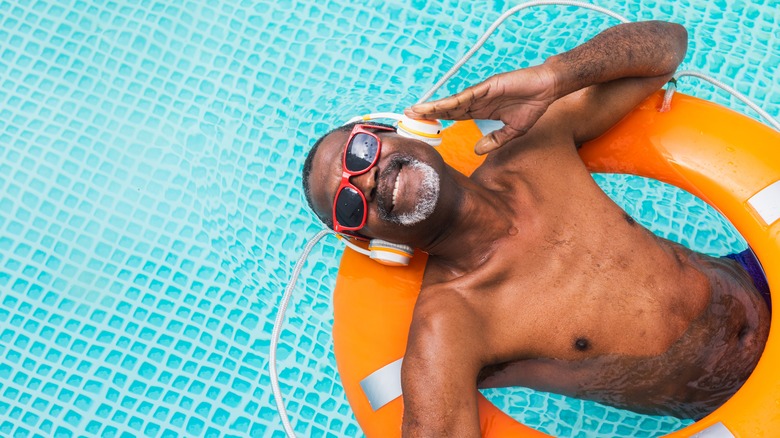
[403,107,437,120]
[407,96,467,119]
[407,83,490,119]
[474,125,525,155]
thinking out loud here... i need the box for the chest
[441,230,707,362]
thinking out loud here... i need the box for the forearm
[544,21,688,99]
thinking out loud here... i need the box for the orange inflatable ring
[332,90,780,437]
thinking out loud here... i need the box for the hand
[405,65,557,155]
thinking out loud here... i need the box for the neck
[421,171,533,277]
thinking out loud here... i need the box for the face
[309,125,452,243]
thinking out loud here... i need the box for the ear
[368,239,414,267]
[397,115,443,146]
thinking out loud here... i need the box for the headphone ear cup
[396,115,443,146]
[368,239,414,266]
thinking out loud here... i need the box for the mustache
[380,155,409,179]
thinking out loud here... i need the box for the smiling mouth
[377,155,440,226]
[378,157,404,215]
[390,164,403,213]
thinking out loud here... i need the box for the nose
[350,166,379,203]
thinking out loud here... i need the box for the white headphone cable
[269,229,331,437]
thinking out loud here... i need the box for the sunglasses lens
[345,133,379,172]
[335,186,365,228]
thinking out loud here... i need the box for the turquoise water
[0,0,777,437]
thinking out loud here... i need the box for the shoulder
[412,284,474,325]
[410,283,488,342]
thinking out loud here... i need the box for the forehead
[314,128,353,176]
[308,129,351,215]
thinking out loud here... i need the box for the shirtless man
[301,21,770,436]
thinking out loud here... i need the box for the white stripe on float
[360,357,404,411]
[748,179,780,226]
[690,422,735,438]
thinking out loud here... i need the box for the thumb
[474,125,525,155]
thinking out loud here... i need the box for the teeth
[392,170,401,207]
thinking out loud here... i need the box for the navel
[738,324,751,342]
[574,337,590,352]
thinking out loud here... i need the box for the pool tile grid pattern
[1,0,776,436]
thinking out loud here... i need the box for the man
[302,21,770,436]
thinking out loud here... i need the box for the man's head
[302,121,450,244]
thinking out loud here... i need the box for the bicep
[402,293,487,395]
[401,293,484,435]
[550,73,674,144]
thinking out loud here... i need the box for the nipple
[508,226,518,236]
[574,338,590,352]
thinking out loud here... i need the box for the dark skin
[307,21,770,437]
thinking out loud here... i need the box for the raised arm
[406,21,688,154]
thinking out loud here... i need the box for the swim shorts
[724,249,771,313]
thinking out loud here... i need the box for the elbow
[669,22,689,68]
[648,20,688,74]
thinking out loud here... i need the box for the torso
[420,127,771,419]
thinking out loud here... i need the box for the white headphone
[340,113,444,266]
[337,236,417,267]
[347,113,443,146]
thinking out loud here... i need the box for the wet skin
[307,21,770,434]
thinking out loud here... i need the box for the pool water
[0,0,777,437]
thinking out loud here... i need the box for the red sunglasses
[332,124,395,236]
